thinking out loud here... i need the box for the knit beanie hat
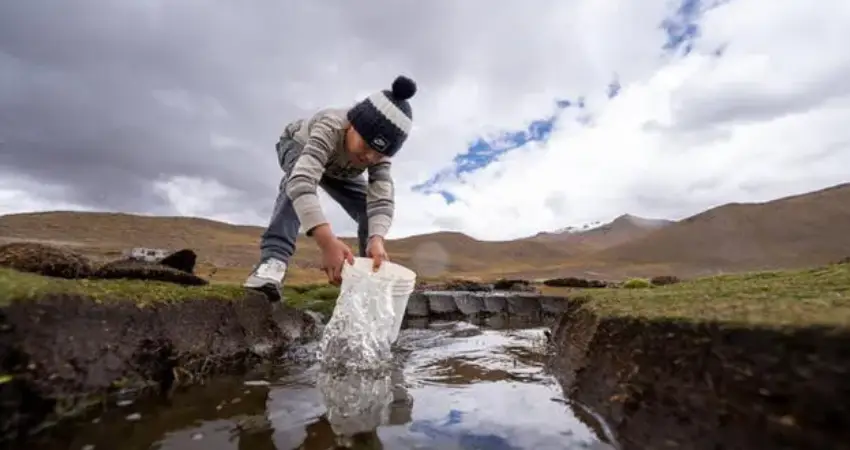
[347,75,417,157]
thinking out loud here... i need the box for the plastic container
[342,257,417,343]
[318,257,417,372]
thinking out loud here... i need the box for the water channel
[25,320,616,450]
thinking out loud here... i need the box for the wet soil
[548,304,850,450]
[0,292,320,445]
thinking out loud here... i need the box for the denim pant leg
[320,175,369,257]
[259,137,303,264]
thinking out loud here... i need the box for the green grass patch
[0,267,340,314]
[574,263,850,328]
[282,284,339,317]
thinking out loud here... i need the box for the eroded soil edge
[0,292,320,443]
[548,301,850,450]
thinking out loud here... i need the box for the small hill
[0,211,574,278]
[593,183,850,271]
[529,214,675,251]
[4,182,850,281]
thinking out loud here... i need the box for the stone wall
[403,290,570,320]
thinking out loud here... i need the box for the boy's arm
[366,160,395,239]
[284,115,341,237]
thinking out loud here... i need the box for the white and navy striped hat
[347,75,416,157]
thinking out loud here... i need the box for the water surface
[26,321,615,449]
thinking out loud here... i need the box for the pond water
[24,321,616,450]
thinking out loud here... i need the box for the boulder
[158,248,198,274]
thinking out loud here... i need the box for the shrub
[543,277,609,288]
[650,275,681,286]
[493,278,530,290]
[622,278,652,289]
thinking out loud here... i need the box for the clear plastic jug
[318,257,417,373]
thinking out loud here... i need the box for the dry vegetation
[1,182,850,283]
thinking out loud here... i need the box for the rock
[417,279,493,292]
[455,292,485,315]
[543,277,609,288]
[506,293,542,316]
[492,278,541,293]
[0,242,93,279]
[405,292,430,317]
[482,292,508,313]
[650,275,681,286]
[92,259,209,286]
[427,291,461,314]
[158,249,198,274]
[493,278,527,289]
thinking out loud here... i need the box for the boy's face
[345,126,384,166]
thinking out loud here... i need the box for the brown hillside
[592,183,850,271]
[0,211,574,279]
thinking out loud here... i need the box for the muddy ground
[548,300,850,450]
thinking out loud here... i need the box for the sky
[1,0,849,241]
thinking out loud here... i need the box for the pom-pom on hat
[347,75,417,157]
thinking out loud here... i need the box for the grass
[563,263,850,328]
[3,263,850,328]
[0,267,340,312]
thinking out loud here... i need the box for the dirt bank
[548,263,850,450]
[0,268,324,444]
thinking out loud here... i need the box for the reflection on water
[24,321,614,450]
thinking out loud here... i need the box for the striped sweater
[282,108,395,239]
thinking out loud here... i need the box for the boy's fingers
[372,255,382,271]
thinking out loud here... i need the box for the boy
[244,75,417,302]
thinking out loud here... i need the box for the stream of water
[25,321,616,450]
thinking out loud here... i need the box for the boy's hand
[313,224,354,285]
[366,236,389,271]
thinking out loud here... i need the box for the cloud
[1,0,849,243]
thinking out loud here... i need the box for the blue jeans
[259,136,368,264]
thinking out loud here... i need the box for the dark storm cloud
[0,0,571,221]
[0,0,425,216]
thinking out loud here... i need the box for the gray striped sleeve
[284,114,343,235]
[366,160,395,238]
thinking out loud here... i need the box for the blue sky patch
[412,98,573,202]
[660,0,702,55]
[661,0,731,56]
[607,79,621,99]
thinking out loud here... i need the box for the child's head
[344,126,383,166]
[346,75,417,161]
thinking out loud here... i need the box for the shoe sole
[246,283,282,303]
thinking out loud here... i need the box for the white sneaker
[243,258,287,302]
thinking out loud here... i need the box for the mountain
[0,211,575,280]
[529,214,675,251]
[2,182,850,281]
[592,183,850,272]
